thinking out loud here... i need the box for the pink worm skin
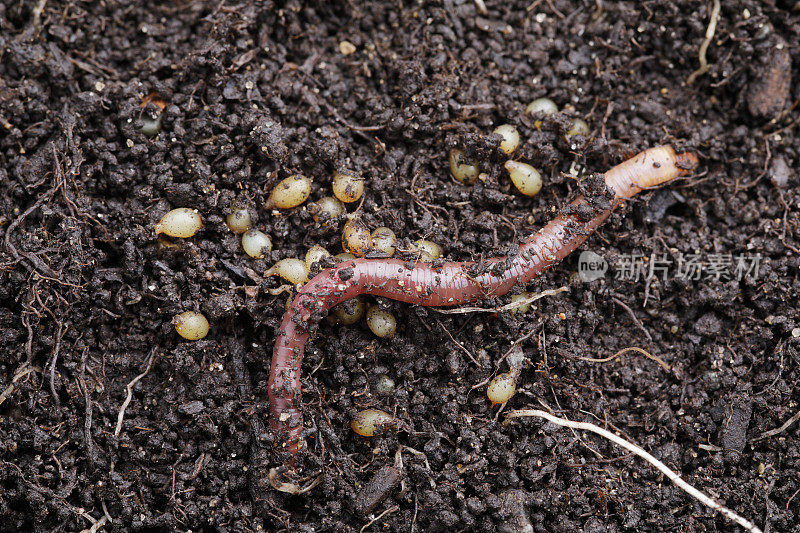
[269,145,699,458]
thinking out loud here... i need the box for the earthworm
[269,145,698,459]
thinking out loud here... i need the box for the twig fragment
[578,346,670,372]
[49,321,66,408]
[611,296,653,342]
[505,408,763,533]
[435,318,481,367]
[751,408,800,443]
[0,364,40,407]
[360,506,400,533]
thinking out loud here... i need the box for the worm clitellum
[269,145,699,460]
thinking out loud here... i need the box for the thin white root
[77,501,112,533]
[751,408,800,443]
[0,363,40,407]
[578,346,670,372]
[360,505,400,533]
[505,408,763,533]
[432,286,568,315]
[686,0,722,85]
[114,349,156,437]
[32,0,48,30]
[395,445,436,489]
[78,515,109,533]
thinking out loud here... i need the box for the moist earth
[1,1,799,532]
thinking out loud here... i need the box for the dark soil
[1,1,799,531]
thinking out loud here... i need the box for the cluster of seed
[450,97,590,197]
[156,114,555,406]
[154,208,210,340]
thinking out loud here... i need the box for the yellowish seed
[333,297,366,325]
[487,371,518,405]
[566,118,590,139]
[265,174,312,209]
[241,229,272,259]
[342,217,372,257]
[412,239,442,261]
[332,171,364,203]
[310,196,345,224]
[509,292,532,315]
[493,124,520,155]
[370,227,397,256]
[504,160,542,197]
[173,311,209,341]
[525,97,558,116]
[351,409,397,437]
[449,149,479,185]
[335,252,357,262]
[155,208,203,238]
[366,305,397,338]
[226,209,252,234]
[265,258,310,285]
[305,245,331,269]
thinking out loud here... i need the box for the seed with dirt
[335,252,357,262]
[173,311,210,341]
[351,409,398,437]
[449,148,480,185]
[343,216,372,256]
[332,171,364,203]
[265,258,310,285]
[333,297,366,325]
[374,374,396,396]
[305,246,331,269]
[242,229,272,259]
[309,195,345,223]
[525,97,558,116]
[504,161,542,197]
[371,227,397,256]
[494,124,521,155]
[140,116,162,137]
[411,239,442,261]
[366,305,397,338]
[566,118,590,139]
[487,371,519,405]
[226,209,252,234]
[265,175,312,209]
[155,208,202,238]
[509,292,533,315]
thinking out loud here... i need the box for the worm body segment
[268,146,698,458]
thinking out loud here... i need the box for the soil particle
[769,155,793,189]
[720,395,754,455]
[693,311,724,337]
[353,465,403,516]
[747,38,792,119]
[496,489,533,533]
